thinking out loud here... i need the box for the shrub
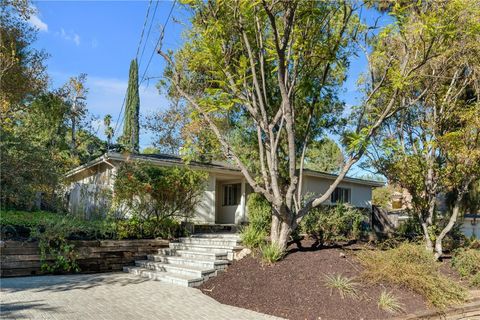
[241,226,267,249]
[246,193,271,233]
[471,272,480,287]
[357,243,467,308]
[115,217,180,240]
[378,291,404,314]
[241,193,271,249]
[0,210,115,240]
[113,162,207,222]
[451,248,480,287]
[324,274,359,299]
[300,204,365,245]
[261,242,284,264]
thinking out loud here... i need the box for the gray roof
[66,152,384,187]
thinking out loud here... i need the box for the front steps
[123,233,241,287]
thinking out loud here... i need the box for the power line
[139,0,160,66]
[136,0,154,61]
[140,0,176,84]
[115,0,177,141]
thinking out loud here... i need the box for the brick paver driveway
[0,273,280,320]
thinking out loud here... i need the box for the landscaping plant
[378,290,404,314]
[260,242,285,264]
[240,193,271,249]
[323,274,359,299]
[357,243,467,308]
[300,204,365,246]
[113,162,207,232]
[451,248,480,287]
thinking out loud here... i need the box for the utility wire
[139,0,160,66]
[116,0,176,141]
[140,0,176,84]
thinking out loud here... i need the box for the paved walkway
[0,273,280,320]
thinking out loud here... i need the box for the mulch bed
[199,240,429,320]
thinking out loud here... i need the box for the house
[64,152,384,223]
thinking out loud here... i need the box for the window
[331,187,351,204]
[223,183,241,206]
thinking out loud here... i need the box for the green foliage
[241,193,271,249]
[300,204,365,245]
[378,291,404,314]
[115,216,180,240]
[1,0,48,128]
[113,162,207,222]
[451,248,480,287]
[260,242,285,264]
[121,59,140,152]
[358,243,467,308]
[1,210,115,240]
[323,274,359,299]
[372,186,393,208]
[304,138,344,173]
[241,227,266,250]
[31,222,80,274]
[246,193,271,233]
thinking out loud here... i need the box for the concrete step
[178,237,239,247]
[169,242,242,253]
[192,233,241,240]
[146,254,230,270]
[135,260,217,279]
[159,248,229,261]
[123,266,203,287]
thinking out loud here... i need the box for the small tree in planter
[112,161,207,238]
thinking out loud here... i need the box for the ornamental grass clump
[261,242,284,264]
[357,243,467,308]
[378,290,405,314]
[324,273,359,299]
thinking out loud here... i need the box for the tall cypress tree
[122,59,140,152]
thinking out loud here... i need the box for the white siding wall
[68,163,116,218]
[192,173,216,224]
[302,176,373,209]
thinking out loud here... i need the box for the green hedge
[0,210,180,241]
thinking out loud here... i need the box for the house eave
[302,169,385,188]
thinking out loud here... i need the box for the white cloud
[28,14,48,32]
[58,28,81,46]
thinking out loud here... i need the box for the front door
[216,182,241,224]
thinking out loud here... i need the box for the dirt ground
[199,240,431,320]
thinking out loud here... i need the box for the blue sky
[30,1,184,144]
[29,1,389,177]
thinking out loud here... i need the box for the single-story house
[64,152,384,224]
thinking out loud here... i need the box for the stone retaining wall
[0,239,169,277]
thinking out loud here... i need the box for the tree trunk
[420,220,433,252]
[434,198,461,260]
[270,207,293,251]
[271,220,292,251]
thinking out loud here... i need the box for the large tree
[122,58,140,152]
[159,0,446,250]
[0,0,48,129]
[366,0,480,259]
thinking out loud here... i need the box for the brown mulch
[198,240,429,320]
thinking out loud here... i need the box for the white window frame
[223,183,241,206]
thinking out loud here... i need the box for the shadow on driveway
[0,272,149,294]
[1,300,59,319]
